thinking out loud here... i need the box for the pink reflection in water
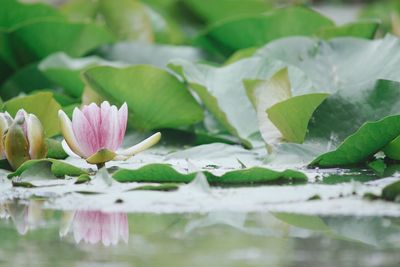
[72,211,129,246]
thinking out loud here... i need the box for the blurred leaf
[3,92,62,137]
[39,52,123,98]
[145,4,185,44]
[196,7,334,57]
[59,0,99,22]
[0,0,64,30]
[316,21,379,39]
[359,0,400,35]
[8,20,115,64]
[224,47,258,65]
[182,0,272,24]
[83,65,204,130]
[0,64,53,100]
[99,0,153,42]
[98,42,206,68]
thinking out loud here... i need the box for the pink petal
[99,101,111,149]
[72,211,129,246]
[72,108,99,157]
[100,102,119,151]
[82,103,101,149]
[119,213,129,243]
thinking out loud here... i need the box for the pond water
[0,201,399,267]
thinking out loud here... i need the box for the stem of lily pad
[96,162,105,170]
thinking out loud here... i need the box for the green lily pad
[195,7,334,57]
[0,63,54,100]
[98,42,206,68]
[169,57,287,147]
[83,65,204,130]
[46,138,69,160]
[310,115,400,167]
[0,0,64,30]
[316,21,379,39]
[112,163,307,185]
[8,20,115,64]
[39,52,122,98]
[86,149,116,165]
[381,180,400,202]
[267,93,329,143]
[99,0,153,41]
[256,35,400,95]
[8,159,87,178]
[182,0,272,24]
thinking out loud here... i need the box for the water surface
[0,201,399,267]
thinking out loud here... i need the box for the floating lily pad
[8,159,87,179]
[310,115,400,167]
[112,163,307,185]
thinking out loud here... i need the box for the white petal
[117,132,161,157]
[58,110,85,157]
[61,140,81,158]
[26,114,46,159]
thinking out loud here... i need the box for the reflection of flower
[58,101,161,166]
[0,110,47,170]
[61,210,129,246]
[0,204,9,219]
[6,200,44,235]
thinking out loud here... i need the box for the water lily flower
[0,110,47,170]
[60,210,129,246]
[58,101,161,167]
